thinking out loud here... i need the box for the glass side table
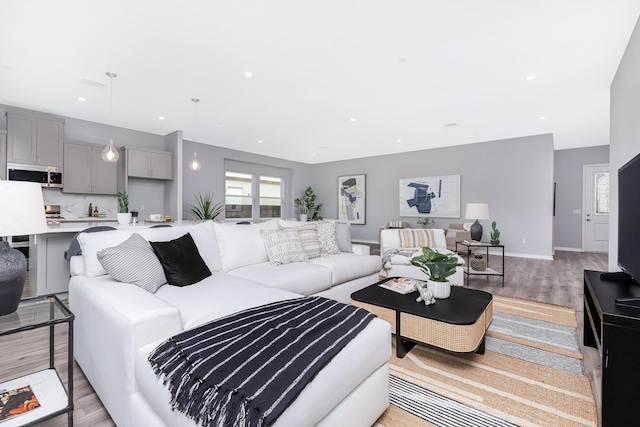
[0,295,74,426]
[456,241,505,287]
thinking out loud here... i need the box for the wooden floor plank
[2,250,606,426]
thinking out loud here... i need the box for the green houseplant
[410,247,463,299]
[490,221,500,245]
[190,192,224,220]
[117,192,132,225]
[294,186,323,221]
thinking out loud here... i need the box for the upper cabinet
[7,112,64,167]
[63,141,117,195]
[127,148,173,180]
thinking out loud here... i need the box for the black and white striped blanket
[148,296,376,427]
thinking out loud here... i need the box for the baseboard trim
[554,246,584,252]
[504,252,554,261]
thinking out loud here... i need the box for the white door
[584,164,609,253]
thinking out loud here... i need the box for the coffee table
[351,278,493,358]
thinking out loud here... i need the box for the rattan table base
[352,279,493,358]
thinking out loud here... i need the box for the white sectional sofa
[378,227,464,286]
[68,220,389,427]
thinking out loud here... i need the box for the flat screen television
[618,151,640,285]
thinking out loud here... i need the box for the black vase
[0,241,27,316]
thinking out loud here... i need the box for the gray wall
[610,16,640,271]
[311,134,555,258]
[553,146,609,250]
[181,140,313,221]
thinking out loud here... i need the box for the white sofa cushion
[155,273,300,330]
[310,253,382,286]
[213,220,278,272]
[228,262,333,295]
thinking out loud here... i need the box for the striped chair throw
[399,229,436,249]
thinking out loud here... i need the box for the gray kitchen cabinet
[7,112,64,167]
[63,141,117,194]
[127,148,173,180]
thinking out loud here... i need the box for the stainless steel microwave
[7,163,63,188]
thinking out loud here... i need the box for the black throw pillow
[150,233,211,287]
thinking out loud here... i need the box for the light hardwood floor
[1,250,606,426]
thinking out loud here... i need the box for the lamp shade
[465,203,490,220]
[0,181,48,237]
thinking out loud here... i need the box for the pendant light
[189,98,202,171]
[102,71,120,162]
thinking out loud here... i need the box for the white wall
[610,16,640,271]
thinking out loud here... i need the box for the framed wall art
[338,174,366,224]
[399,174,460,218]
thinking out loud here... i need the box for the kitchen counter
[44,220,198,233]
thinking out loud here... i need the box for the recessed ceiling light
[350,118,356,122]
[245,72,253,78]
[312,153,317,157]
[396,139,401,143]
[158,116,165,120]
[444,123,458,127]
[526,75,536,81]
[258,140,263,144]
[78,97,86,102]
[539,116,546,120]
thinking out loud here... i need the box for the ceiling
[1,1,639,164]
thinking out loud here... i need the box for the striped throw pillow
[260,229,308,266]
[399,229,436,249]
[97,233,167,293]
[278,223,322,259]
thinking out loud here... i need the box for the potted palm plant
[410,247,463,299]
[117,192,132,225]
[189,192,224,220]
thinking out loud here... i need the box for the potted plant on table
[117,192,132,225]
[410,247,463,299]
[490,221,500,245]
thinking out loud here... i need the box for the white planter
[117,213,132,225]
[300,214,308,222]
[427,280,451,299]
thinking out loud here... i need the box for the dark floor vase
[0,241,27,316]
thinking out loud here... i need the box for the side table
[0,295,74,426]
[456,241,505,287]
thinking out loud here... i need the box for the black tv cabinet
[584,270,640,426]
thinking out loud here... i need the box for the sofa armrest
[69,276,182,426]
[351,244,370,256]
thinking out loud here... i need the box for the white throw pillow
[278,222,322,259]
[317,221,341,254]
[260,228,308,265]
[97,233,167,293]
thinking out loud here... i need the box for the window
[224,171,284,220]
[259,176,282,218]
[594,172,610,215]
[225,172,252,219]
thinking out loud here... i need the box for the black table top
[351,278,493,325]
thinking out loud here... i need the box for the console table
[583,270,640,427]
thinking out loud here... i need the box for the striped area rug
[375,295,597,427]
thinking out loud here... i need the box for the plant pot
[490,240,500,246]
[117,213,132,225]
[427,279,451,299]
[299,214,308,222]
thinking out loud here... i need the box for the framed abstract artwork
[399,174,460,218]
[338,174,366,224]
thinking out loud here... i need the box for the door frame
[582,163,610,252]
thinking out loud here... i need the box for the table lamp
[465,203,489,242]
[0,181,48,315]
